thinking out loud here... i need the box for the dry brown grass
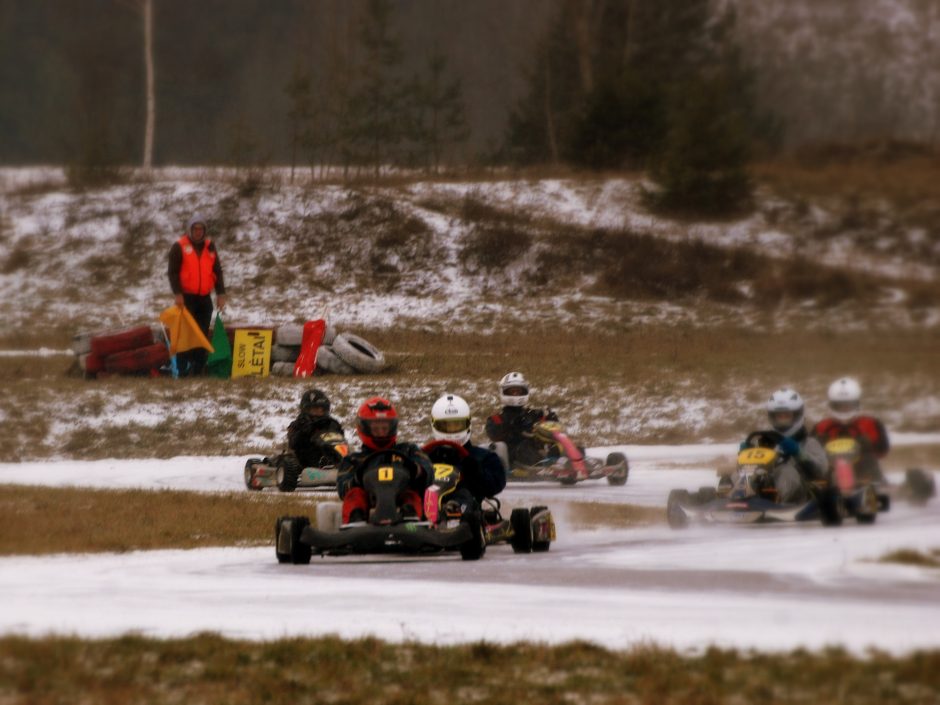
[1,325,939,459]
[0,485,320,555]
[754,154,940,211]
[1,635,938,705]
[566,501,662,529]
[878,549,940,569]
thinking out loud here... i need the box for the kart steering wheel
[744,430,785,450]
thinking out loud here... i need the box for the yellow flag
[159,305,215,356]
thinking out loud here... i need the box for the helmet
[300,388,331,416]
[357,396,398,451]
[766,387,805,437]
[430,393,472,446]
[827,377,861,423]
[499,371,529,407]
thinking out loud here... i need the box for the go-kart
[824,437,886,522]
[245,430,349,492]
[275,447,487,563]
[422,440,556,553]
[504,421,628,486]
[666,430,848,528]
[823,436,935,508]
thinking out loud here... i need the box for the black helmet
[300,388,331,415]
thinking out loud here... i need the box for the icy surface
[0,442,938,653]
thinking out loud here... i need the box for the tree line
[2,0,938,214]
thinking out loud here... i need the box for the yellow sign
[231,329,272,378]
[378,467,394,482]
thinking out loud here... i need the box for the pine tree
[410,49,469,173]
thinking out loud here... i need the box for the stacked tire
[269,323,386,376]
[72,325,169,379]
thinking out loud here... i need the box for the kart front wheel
[276,515,311,564]
[510,508,533,553]
[817,487,845,527]
[459,512,486,561]
[276,456,301,493]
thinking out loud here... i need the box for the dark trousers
[179,293,213,376]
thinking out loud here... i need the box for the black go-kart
[245,430,349,492]
[275,446,487,563]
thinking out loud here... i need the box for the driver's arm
[798,437,828,481]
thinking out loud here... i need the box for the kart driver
[740,387,827,503]
[337,397,432,525]
[286,388,345,468]
[813,377,889,483]
[424,393,506,513]
[485,372,558,469]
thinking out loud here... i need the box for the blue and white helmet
[766,388,805,437]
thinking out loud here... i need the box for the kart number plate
[378,466,394,482]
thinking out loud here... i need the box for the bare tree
[143,0,155,170]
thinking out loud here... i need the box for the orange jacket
[177,235,217,296]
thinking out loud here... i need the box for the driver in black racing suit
[484,371,558,469]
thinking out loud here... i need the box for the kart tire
[530,505,551,552]
[71,331,94,356]
[559,475,579,486]
[276,456,301,493]
[605,452,629,486]
[459,512,486,561]
[286,516,312,564]
[316,502,342,532]
[817,487,845,527]
[904,468,936,505]
[316,346,357,375]
[696,486,718,504]
[271,344,301,363]
[855,485,879,525]
[322,323,337,346]
[275,324,304,346]
[509,507,533,553]
[244,458,263,491]
[667,489,690,529]
[275,517,291,563]
[331,333,386,374]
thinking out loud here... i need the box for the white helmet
[828,377,861,422]
[431,393,472,445]
[766,387,805,437]
[499,372,529,407]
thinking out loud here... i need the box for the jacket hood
[188,215,207,235]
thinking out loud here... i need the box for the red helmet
[357,397,398,451]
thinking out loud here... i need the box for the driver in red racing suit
[337,397,432,525]
[813,377,889,483]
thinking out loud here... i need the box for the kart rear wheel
[605,452,629,486]
[244,458,263,491]
[855,486,878,525]
[459,512,486,561]
[276,456,301,493]
[510,508,533,553]
[530,505,552,552]
[277,515,312,565]
[666,489,690,529]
